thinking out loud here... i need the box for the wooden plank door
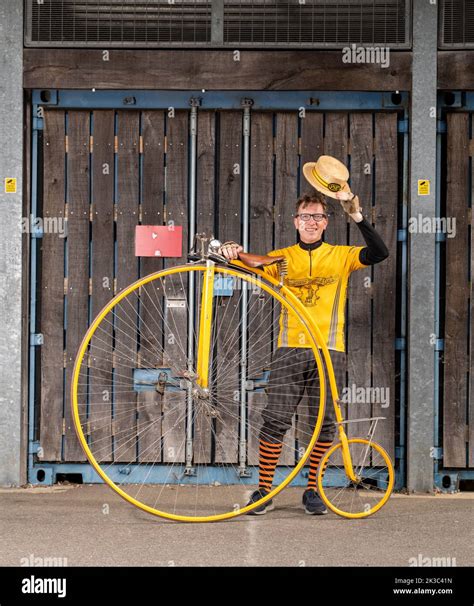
[444,112,471,468]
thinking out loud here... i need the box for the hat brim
[303,163,351,200]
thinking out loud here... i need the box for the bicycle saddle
[237,252,285,268]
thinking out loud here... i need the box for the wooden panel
[372,113,398,458]
[63,111,90,461]
[193,111,216,465]
[161,111,189,464]
[214,111,242,464]
[444,112,470,468]
[347,113,373,446]
[161,297,187,464]
[248,112,274,465]
[439,52,474,90]
[38,105,401,474]
[39,110,65,461]
[274,112,298,466]
[88,110,115,462]
[137,110,166,463]
[296,112,324,459]
[274,112,298,249]
[114,111,140,463]
[24,49,412,91]
[299,112,324,197]
[320,113,349,465]
[323,113,349,246]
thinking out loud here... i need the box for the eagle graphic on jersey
[284,275,339,306]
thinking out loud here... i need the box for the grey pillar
[0,1,24,485]
[211,0,224,44]
[407,1,437,492]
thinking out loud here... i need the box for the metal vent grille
[26,0,212,46]
[440,0,474,48]
[25,0,411,48]
[224,0,410,47]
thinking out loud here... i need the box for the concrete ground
[0,484,472,567]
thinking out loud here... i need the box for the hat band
[311,167,342,192]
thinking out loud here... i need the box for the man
[220,174,389,515]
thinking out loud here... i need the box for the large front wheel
[71,264,328,522]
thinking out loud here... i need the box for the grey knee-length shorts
[259,347,346,444]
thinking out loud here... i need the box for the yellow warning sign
[418,180,430,196]
[5,178,17,193]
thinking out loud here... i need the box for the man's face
[293,202,328,243]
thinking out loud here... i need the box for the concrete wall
[0,0,24,485]
[0,0,445,490]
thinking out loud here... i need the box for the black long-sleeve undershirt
[356,217,389,265]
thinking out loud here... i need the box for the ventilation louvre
[27,1,213,45]
[25,0,411,48]
[440,0,474,48]
[224,1,409,46]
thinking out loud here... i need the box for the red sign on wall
[135,225,183,257]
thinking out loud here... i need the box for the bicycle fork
[333,398,359,483]
[333,395,380,484]
[184,260,215,475]
[196,261,215,390]
[193,259,250,477]
[319,350,357,484]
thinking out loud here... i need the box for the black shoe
[246,488,274,515]
[302,488,328,515]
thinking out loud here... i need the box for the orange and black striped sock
[258,439,283,492]
[307,441,332,490]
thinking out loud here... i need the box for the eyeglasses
[295,213,328,222]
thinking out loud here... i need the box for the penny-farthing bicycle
[71,235,394,522]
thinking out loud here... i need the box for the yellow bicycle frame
[220,261,357,482]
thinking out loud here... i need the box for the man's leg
[306,440,333,489]
[305,350,346,491]
[257,347,307,492]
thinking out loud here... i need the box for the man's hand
[218,241,243,260]
[335,191,363,222]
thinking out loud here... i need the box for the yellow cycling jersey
[262,242,368,352]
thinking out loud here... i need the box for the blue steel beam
[32,90,408,111]
[29,461,392,489]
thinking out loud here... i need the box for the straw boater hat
[303,155,351,200]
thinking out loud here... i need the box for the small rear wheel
[316,438,394,518]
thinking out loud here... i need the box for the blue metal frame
[28,108,42,477]
[133,368,184,393]
[29,462,391,490]
[32,90,409,111]
[29,89,408,487]
[395,105,410,492]
[434,97,444,491]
